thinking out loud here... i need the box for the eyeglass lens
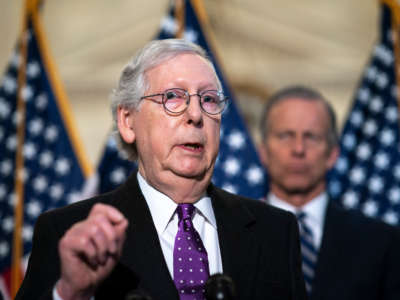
[163,88,225,114]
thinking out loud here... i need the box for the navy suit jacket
[310,201,400,300]
[16,174,307,300]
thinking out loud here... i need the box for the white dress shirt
[53,173,223,300]
[268,192,328,250]
[138,173,223,277]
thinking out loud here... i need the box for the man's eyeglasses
[140,88,228,115]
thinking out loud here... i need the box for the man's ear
[258,141,269,168]
[327,145,340,169]
[117,106,136,143]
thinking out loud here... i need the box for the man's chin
[281,181,314,195]
[171,167,209,181]
[286,187,311,195]
[166,158,215,182]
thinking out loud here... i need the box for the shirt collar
[137,173,217,235]
[268,192,328,226]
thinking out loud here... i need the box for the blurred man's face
[260,98,338,202]
[120,53,221,189]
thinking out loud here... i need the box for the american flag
[97,0,267,199]
[327,1,400,226]
[0,7,91,299]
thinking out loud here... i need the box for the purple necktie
[173,203,210,300]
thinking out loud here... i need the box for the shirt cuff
[53,285,95,300]
[53,286,63,300]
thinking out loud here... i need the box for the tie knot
[296,211,306,222]
[177,203,195,221]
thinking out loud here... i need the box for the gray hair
[259,85,339,150]
[110,38,222,160]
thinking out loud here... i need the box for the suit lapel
[208,185,261,299]
[311,201,346,300]
[110,174,178,299]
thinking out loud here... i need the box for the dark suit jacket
[310,201,400,300]
[16,174,307,300]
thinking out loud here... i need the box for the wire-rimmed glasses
[140,88,228,115]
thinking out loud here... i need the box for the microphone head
[204,273,236,300]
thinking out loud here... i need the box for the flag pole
[190,0,220,58]
[382,0,400,121]
[190,0,216,49]
[10,0,36,296]
[190,0,234,90]
[175,0,185,38]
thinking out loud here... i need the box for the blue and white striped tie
[296,211,318,294]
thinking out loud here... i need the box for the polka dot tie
[173,204,210,300]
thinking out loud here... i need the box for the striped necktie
[296,211,318,294]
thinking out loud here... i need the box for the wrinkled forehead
[144,53,221,90]
[269,98,331,133]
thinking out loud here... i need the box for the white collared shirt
[53,173,223,300]
[137,173,223,277]
[268,192,328,250]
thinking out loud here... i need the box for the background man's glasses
[140,88,228,115]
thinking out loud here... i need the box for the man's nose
[292,136,306,155]
[185,94,203,125]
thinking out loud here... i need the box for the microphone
[204,273,237,300]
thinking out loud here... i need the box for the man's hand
[56,203,129,300]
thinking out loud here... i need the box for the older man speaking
[16,39,306,300]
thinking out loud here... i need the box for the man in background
[258,85,400,300]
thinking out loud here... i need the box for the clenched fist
[56,203,129,300]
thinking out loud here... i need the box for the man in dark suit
[258,85,400,300]
[16,39,306,300]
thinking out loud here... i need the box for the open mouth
[181,143,204,152]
